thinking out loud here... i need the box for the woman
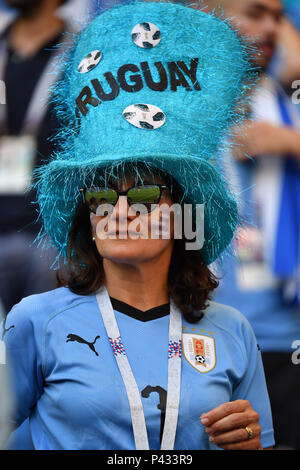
[3,2,274,450]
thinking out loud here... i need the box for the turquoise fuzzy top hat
[34,1,252,267]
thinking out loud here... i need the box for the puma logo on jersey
[66,334,100,356]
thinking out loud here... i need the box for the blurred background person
[0,0,11,31]
[282,0,300,31]
[272,13,300,106]
[201,0,300,450]
[0,0,92,317]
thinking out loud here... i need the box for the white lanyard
[95,285,182,450]
[0,32,69,134]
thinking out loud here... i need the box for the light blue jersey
[3,287,274,450]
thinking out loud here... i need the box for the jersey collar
[110,297,170,322]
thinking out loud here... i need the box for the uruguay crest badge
[182,333,216,373]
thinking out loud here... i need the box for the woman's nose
[112,195,132,220]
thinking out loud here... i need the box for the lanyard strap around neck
[95,286,182,450]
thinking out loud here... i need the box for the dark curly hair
[56,162,219,323]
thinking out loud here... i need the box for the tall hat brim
[36,152,238,266]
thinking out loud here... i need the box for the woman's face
[90,173,175,266]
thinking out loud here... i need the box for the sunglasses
[80,184,169,214]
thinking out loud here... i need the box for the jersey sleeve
[232,318,275,449]
[2,297,44,428]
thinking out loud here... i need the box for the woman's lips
[106,231,141,237]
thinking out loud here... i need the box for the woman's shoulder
[3,288,96,354]
[202,300,256,343]
[6,287,92,327]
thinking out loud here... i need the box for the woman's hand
[201,399,264,450]
[232,121,300,164]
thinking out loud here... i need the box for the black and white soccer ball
[195,355,206,364]
[131,22,161,49]
[123,103,166,130]
[78,50,102,74]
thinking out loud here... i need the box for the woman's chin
[98,239,148,263]
[98,237,173,264]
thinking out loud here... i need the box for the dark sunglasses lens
[85,189,118,212]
